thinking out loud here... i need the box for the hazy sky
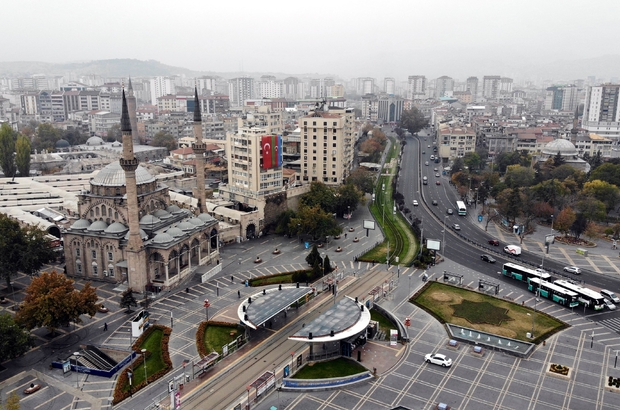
[3,0,619,80]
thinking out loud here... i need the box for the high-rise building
[500,78,514,95]
[378,96,404,123]
[258,76,284,99]
[283,77,304,100]
[466,77,479,100]
[228,77,254,107]
[149,76,175,105]
[544,85,579,112]
[582,84,620,140]
[435,76,454,99]
[384,78,395,95]
[197,76,217,95]
[482,76,501,99]
[407,76,427,100]
[299,104,355,185]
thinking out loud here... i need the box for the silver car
[604,298,617,310]
[563,266,581,275]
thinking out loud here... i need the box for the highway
[391,125,620,324]
[182,269,394,410]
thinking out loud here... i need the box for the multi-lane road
[393,126,620,326]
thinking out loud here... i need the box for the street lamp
[73,352,81,388]
[321,252,326,277]
[127,370,133,397]
[442,216,448,255]
[468,177,472,203]
[141,349,148,384]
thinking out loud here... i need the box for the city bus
[502,263,551,283]
[528,277,579,308]
[553,280,605,310]
[456,201,467,216]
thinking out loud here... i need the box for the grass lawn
[249,270,311,286]
[412,282,568,341]
[292,357,367,379]
[204,324,241,355]
[124,328,165,390]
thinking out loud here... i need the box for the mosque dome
[87,220,109,232]
[140,215,161,226]
[152,232,174,244]
[91,161,156,187]
[55,139,70,149]
[166,205,182,214]
[105,222,128,234]
[177,221,195,232]
[197,213,216,223]
[71,219,91,230]
[124,229,148,241]
[153,209,172,220]
[188,217,205,226]
[166,227,184,238]
[86,136,105,146]
[542,139,578,157]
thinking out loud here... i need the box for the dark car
[488,239,500,246]
[481,254,496,263]
[447,209,454,215]
[432,200,438,206]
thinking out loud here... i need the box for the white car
[601,289,620,304]
[604,298,617,310]
[424,353,452,367]
[412,200,419,206]
[563,266,581,275]
[452,223,461,230]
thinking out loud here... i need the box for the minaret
[570,104,579,146]
[119,90,148,292]
[191,86,207,213]
[126,77,140,145]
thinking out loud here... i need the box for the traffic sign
[203,299,210,308]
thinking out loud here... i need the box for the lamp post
[442,216,448,255]
[73,352,81,388]
[127,370,133,397]
[468,177,472,203]
[321,252,326,278]
[141,349,148,384]
[475,188,479,208]
[204,299,210,321]
[246,385,251,410]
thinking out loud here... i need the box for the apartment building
[407,76,427,100]
[299,105,355,185]
[544,85,579,112]
[384,78,395,95]
[582,84,620,140]
[149,77,175,105]
[435,76,454,99]
[437,124,476,160]
[228,77,254,107]
[466,77,479,101]
[482,76,501,100]
[361,94,378,121]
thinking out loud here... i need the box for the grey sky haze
[3,0,619,80]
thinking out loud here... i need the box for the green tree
[589,163,620,187]
[33,123,62,153]
[0,313,34,362]
[582,180,620,213]
[504,165,535,188]
[300,182,336,213]
[554,207,576,237]
[450,157,464,175]
[289,204,342,240]
[0,123,16,178]
[151,131,177,152]
[576,197,607,222]
[63,129,86,146]
[346,168,374,194]
[305,244,321,266]
[399,107,428,134]
[16,271,99,334]
[531,179,568,208]
[274,210,296,236]
[323,254,334,274]
[553,151,565,167]
[335,183,363,217]
[15,135,31,177]
[0,214,56,287]
[496,188,522,226]
[106,123,122,142]
[120,288,138,313]
[463,152,482,172]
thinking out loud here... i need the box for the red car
[436,181,441,185]
[488,239,500,246]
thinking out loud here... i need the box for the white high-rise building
[258,76,284,98]
[197,76,217,95]
[149,76,174,105]
[407,76,426,100]
[482,76,501,100]
[435,76,454,99]
[466,77,479,100]
[582,84,620,140]
[384,77,395,95]
[228,77,254,107]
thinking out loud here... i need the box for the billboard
[261,135,282,169]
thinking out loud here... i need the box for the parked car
[488,239,500,246]
[600,289,620,304]
[447,209,454,215]
[604,298,617,310]
[412,200,419,206]
[481,254,496,263]
[564,266,581,275]
[452,223,461,230]
[424,353,452,367]
[432,200,438,206]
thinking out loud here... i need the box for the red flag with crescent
[262,135,272,169]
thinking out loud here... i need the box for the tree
[553,151,565,167]
[289,204,342,240]
[16,271,99,334]
[0,123,16,178]
[570,213,588,239]
[63,129,87,146]
[589,163,620,187]
[450,157,464,175]
[15,135,31,177]
[347,168,374,194]
[120,288,138,313]
[399,107,428,135]
[106,123,122,142]
[554,207,576,237]
[300,182,336,213]
[504,165,535,188]
[305,244,321,266]
[33,123,62,153]
[576,197,607,222]
[274,210,296,236]
[0,214,56,287]
[0,391,20,410]
[584,221,599,242]
[323,255,334,274]
[151,131,177,152]
[496,188,522,226]
[582,180,620,214]
[0,313,34,362]
[463,152,482,172]
[335,183,363,217]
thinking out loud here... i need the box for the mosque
[63,83,219,293]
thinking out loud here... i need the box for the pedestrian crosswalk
[598,318,620,334]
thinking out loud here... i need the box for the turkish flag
[262,135,272,169]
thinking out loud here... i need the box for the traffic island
[547,363,571,380]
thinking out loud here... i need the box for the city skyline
[2,0,619,81]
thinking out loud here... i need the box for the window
[92,263,98,276]
[76,248,80,257]
[92,250,96,259]
[108,267,114,277]
[76,260,82,273]
[108,252,113,261]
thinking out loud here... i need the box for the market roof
[238,286,313,330]
[289,296,370,342]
